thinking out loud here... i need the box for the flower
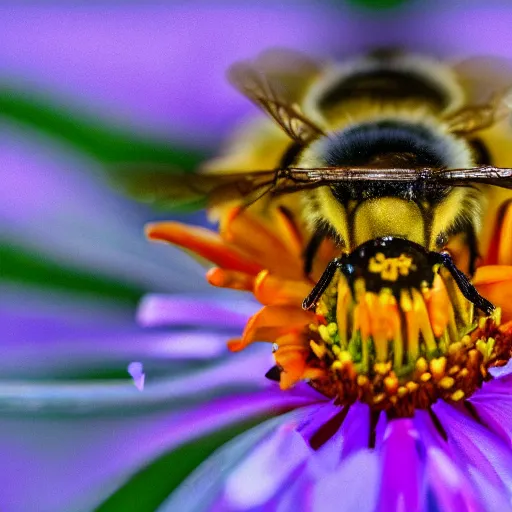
[144,48,512,507]
[148,195,512,510]
[2,124,335,512]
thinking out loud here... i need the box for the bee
[118,49,512,312]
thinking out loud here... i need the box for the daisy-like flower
[145,53,512,508]
[148,197,512,511]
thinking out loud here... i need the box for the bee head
[339,237,437,296]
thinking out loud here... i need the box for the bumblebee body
[123,48,512,289]
[293,52,492,273]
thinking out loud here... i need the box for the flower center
[304,239,512,417]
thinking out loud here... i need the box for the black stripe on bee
[321,121,454,203]
[318,69,450,112]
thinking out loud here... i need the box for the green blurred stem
[0,85,206,169]
[0,243,143,305]
[344,0,414,9]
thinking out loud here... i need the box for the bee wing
[228,52,325,143]
[446,56,512,135]
[433,166,512,189]
[443,90,512,135]
[276,166,512,191]
[453,56,512,104]
[248,48,323,103]
[110,164,282,210]
[110,164,512,212]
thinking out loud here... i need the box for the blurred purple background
[2,2,512,511]
[3,2,512,145]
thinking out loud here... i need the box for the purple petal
[378,419,423,512]
[0,346,273,415]
[305,401,372,481]
[426,446,483,512]
[259,471,313,512]
[288,381,331,403]
[296,400,371,459]
[159,410,311,512]
[296,401,375,477]
[0,287,327,510]
[433,402,512,504]
[295,400,340,446]
[0,391,307,512]
[311,450,381,512]
[340,401,373,458]
[414,410,484,512]
[1,289,240,379]
[127,362,145,391]
[137,294,257,329]
[469,373,512,445]
[223,421,310,509]
[489,359,512,378]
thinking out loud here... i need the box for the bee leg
[437,252,495,315]
[302,257,343,311]
[303,230,327,277]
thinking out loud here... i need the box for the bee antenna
[436,252,495,315]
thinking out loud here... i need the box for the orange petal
[275,347,309,365]
[229,305,316,351]
[228,326,286,352]
[274,332,310,350]
[146,222,262,275]
[270,333,311,383]
[280,371,303,390]
[227,338,246,352]
[206,268,255,291]
[425,274,451,338]
[474,265,512,321]
[275,344,310,355]
[276,354,307,388]
[302,368,325,380]
[253,270,313,306]
[220,208,302,279]
[485,200,512,265]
